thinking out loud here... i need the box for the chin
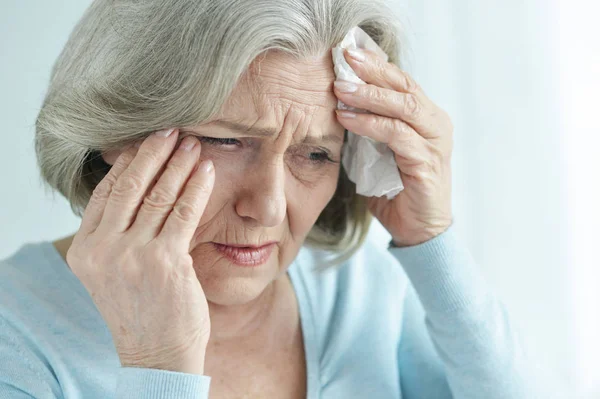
[201,276,272,306]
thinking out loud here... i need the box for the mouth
[211,242,277,267]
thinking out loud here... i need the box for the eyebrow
[211,120,343,145]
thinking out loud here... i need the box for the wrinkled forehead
[212,50,340,122]
[246,50,337,96]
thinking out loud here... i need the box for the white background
[1,0,598,397]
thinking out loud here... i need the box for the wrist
[120,345,208,376]
[390,223,452,248]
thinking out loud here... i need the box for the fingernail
[199,160,214,174]
[334,81,358,93]
[155,128,176,137]
[336,110,356,118]
[347,49,366,62]
[179,136,197,152]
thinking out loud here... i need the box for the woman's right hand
[66,128,214,375]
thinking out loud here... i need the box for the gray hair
[35,0,408,264]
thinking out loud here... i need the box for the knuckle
[404,74,420,93]
[389,92,404,109]
[382,117,395,133]
[393,119,410,136]
[113,150,135,169]
[366,115,381,131]
[91,180,112,202]
[137,149,162,165]
[373,58,387,81]
[365,86,385,105]
[143,187,175,211]
[113,174,144,198]
[172,200,199,221]
[403,94,422,118]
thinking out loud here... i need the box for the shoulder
[0,244,116,399]
[0,241,60,308]
[0,243,75,396]
[0,241,107,344]
[0,241,86,311]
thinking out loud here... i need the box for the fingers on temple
[129,136,202,241]
[96,130,180,234]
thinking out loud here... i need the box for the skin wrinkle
[189,198,228,252]
[181,51,344,346]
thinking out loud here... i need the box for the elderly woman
[0,0,542,398]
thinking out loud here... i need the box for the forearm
[391,223,541,399]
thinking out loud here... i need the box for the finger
[336,110,431,174]
[343,48,423,95]
[159,159,215,249]
[341,48,451,138]
[129,136,201,242]
[334,82,441,139]
[96,128,180,234]
[78,143,140,236]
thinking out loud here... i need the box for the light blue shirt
[0,224,542,398]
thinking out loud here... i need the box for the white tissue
[332,26,404,200]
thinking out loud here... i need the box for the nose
[235,157,287,227]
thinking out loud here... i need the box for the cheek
[286,163,340,235]
[195,154,245,224]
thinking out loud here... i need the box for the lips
[212,242,276,267]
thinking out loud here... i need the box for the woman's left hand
[333,48,454,247]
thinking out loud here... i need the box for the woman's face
[182,51,345,306]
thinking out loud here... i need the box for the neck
[207,276,281,344]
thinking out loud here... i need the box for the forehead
[245,50,337,102]
[207,51,341,132]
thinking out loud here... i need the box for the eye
[200,137,241,146]
[308,151,334,163]
[297,146,339,165]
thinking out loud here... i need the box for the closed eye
[200,137,241,146]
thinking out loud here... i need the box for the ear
[101,149,123,166]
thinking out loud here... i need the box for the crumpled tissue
[332,26,404,200]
